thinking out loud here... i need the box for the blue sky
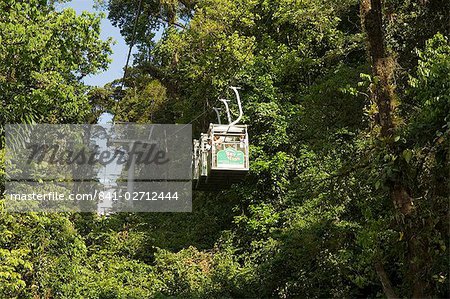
[56,0,135,87]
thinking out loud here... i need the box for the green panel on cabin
[217,147,245,167]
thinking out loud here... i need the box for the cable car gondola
[193,87,249,190]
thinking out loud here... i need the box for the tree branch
[375,260,398,299]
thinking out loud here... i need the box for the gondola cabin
[193,124,249,190]
[193,86,249,190]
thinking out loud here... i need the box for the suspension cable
[121,0,144,89]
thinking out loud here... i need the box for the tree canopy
[0,0,449,298]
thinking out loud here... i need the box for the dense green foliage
[0,0,112,125]
[0,0,449,298]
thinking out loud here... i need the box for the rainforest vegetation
[0,0,449,297]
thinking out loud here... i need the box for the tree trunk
[375,260,398,299]
[360,0,420,297]
[360,0,395,137]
